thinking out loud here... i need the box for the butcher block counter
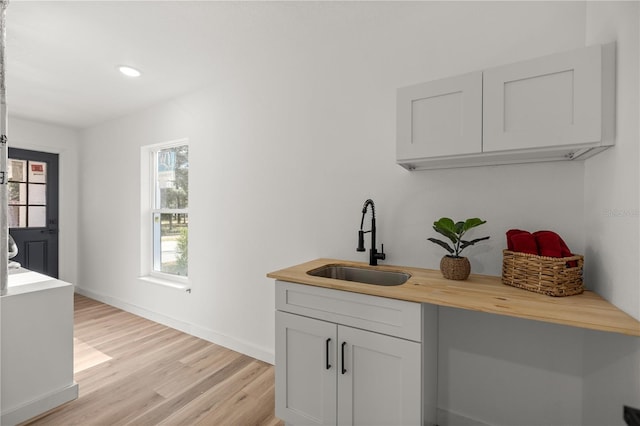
[268,258,640,337]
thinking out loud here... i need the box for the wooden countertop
[267,258,640,337]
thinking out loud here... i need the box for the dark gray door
[7,148,59,278]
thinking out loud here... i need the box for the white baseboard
[1,383,78,426]
[437,408,491,426]
[189,323,274,364]
[74,287,275,365]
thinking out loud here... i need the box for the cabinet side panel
[422,304,439,426]
[1,283,75,418]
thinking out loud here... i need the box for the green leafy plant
[176,227,188,276]
[428,217,490,258]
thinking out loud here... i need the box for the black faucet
[357,199,386,266]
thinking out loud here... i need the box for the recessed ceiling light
[118,65,141,78]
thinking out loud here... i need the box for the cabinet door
[337,326,421,426]
[275,311,337,426]
[483,45,603,152]
[397,71,483,161]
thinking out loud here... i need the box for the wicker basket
[502,249,584,297]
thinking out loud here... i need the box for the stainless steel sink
[307,264,410,286]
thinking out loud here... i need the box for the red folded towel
[558,237,573,259]
[507,229,576,266]
[507,230,538,255]
[506,229,527,251]
[534,230,577,267]
[533,230,563,257]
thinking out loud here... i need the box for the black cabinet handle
[341,342,347,374]
[325,338,331,370]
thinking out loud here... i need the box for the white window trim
[140,139,190,290]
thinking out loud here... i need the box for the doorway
[7,148,59,278]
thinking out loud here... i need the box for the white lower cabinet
[275,311,337,425]
[275,281,436,426]
[337,325,421,426]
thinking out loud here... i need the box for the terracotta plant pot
[440,255,471,280]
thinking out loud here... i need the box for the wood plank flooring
[23,294,283,426]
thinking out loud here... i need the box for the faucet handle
[357,231,366,252]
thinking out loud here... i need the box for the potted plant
[428,217,490,280]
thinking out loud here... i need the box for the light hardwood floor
[23,294,283,426]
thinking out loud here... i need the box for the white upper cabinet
[397,72,482,161]
[483,44,609,152]
[397,43,615,170]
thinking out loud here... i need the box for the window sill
[139,275,190,291]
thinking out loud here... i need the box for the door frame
[8,147,60,278]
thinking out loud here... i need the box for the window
[7,158,48,228]
[148,142,189,279]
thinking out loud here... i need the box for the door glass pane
[8,159,26,182]
[28,206,46,227]
[9,206,26,228]
[29,161,47,184]
[8,183,26,205]
[8,159,49,227]
[29,184,47,205]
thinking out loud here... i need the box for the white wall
[582,2,640,424]
[584,1,639,322]
[75,2,639,425]
[8,116,80,285]
[78,75,317,361]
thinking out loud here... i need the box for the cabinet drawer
[275,281,422,342]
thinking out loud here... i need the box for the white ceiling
[6,1,295,129]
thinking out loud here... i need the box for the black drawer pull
[325,338,331,370]
[341,342,347,374]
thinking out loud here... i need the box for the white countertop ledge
[5,268,71,296]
